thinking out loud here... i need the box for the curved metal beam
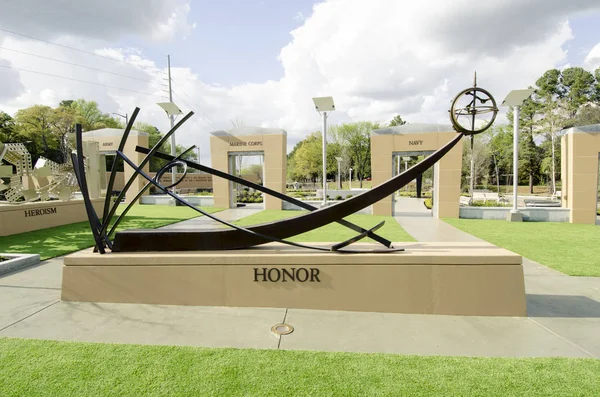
[113,132,464,251]
[136,146,393,248]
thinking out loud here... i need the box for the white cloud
[584,42,600,71]
[0,0,192,42]
[1,0,599,163]
[0,59,25,101]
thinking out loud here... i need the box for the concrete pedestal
[0,199,104,236]
[62,242,527,317]
[506,210,523,222]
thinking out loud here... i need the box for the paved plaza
[1,207,599,358]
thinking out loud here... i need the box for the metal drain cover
[271,323,294,336]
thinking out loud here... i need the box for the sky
[1,0,600,164]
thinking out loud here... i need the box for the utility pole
[167,55,176,188]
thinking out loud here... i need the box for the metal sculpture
[72,79,497,254]
[0,142,78,203]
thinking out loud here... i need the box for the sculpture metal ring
[154,160,188,189]
[450,86,498,135]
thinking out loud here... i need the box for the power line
[0,27,135,65]
[0,46,156,83]
[189,115,216,134]
[171,90,218,130]
[0,64,159,97]
[170,81,219,130]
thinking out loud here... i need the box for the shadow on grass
[0,216,203,261]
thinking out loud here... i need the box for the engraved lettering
[267,268,281,282]
[253,267,267,282]
[24,207,57,217]
[282,268,295,282]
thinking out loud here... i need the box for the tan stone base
[0,199,105,236]
[61,242,527,316]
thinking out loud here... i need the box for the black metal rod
[331,220,388,251]
[137,147,393,248]
[102,107,140,223]
[72,124,107,254]
[106,145,196,239]
[99,111,195,238]
[117,150,334,252]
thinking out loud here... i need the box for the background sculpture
[0,142,78,203]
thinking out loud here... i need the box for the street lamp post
[336,156,343,190]
[501,89,534,222]
[112,112,128,125]
[312,96,335,207]
[349,167,353,190]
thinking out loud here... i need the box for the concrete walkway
[395,215,600,358]
[160,207,262,230]
[393,197,432,217]
[1,209,599,358]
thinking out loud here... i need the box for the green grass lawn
[232,210,415,243]
[0,205,222,260]
[444,219,600,276]
[0,338,599,397]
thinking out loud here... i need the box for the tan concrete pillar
[82,141,101,199]
[564,131,600,224]
[561,134,568,209]
[433,136,462,219]
[123,134,149,204]
[371,134,394,216]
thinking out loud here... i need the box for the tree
[244,164,263,184]
[388,115,407,127]
[71,99,105,130]
[518,131,543,190]
[573,104,600,126]
[593,67,600,104]
[50,105,77,162]
[0,111,17,143]
[336,121,379,188]
[486,125,513,192]
[133,122,197,172]
[292,131,322,182]
[560,67,596,118]
[69,99,122,131]
[14,105,59,162]
[535,71,567,195]
[461,135,490,194]
[59,100,74,108]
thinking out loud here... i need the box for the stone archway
[82,128,149,204]
[210,127,286,210]
[371,124,462,218]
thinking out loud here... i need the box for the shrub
[469,200,511,207]
[424,198,433,209]
[335,195,343,200]
[346,194,353,199]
